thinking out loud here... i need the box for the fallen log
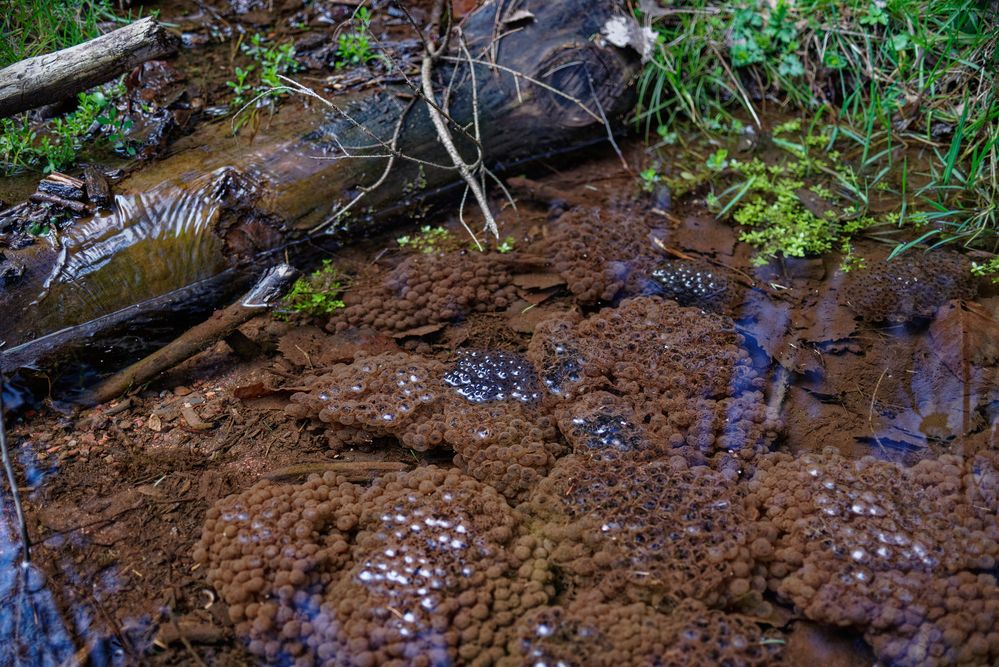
[0,17,179,118]
[0,0,639,402]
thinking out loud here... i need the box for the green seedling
[275,260,348,319]
[639,167,660,192]
[335,6,377,68]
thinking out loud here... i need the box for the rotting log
[0,0,639,401]
[0,17,179,118]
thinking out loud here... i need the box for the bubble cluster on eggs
[444,350,542,404]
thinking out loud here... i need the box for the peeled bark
[0,0,638,398]
[0,17,179,118]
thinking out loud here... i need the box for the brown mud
[2,2,999,667]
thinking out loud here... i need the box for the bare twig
[0,374,31,565]
[583,65,630,172]
[439,55,602,122]
[421,0,499,239]
[868,367,889,454]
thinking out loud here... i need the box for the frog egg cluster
[502,595,785,667]
[444,350,542,404]
[546,207,659,304]
[196,468,554,666]
[843,250,976,323]
[527,456,762,609]
[648,260,732,311]
[330,252,518,333]
[554,392,653,461]
[285,352,448,450]
[745,449,999,666]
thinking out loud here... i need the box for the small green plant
[971,258,999,283]
[496,236,516,253]
[226,65,255,107]
[335,7,377,68]
[275,260,348,319]
[638,167,660,192]
[26,220,53,236]
[705,148,729,171]
[0,84,132,175]
[227,33,302,128]
[396,225,456,253]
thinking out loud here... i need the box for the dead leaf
[452,0,478,19]
[136,484,165,499]
[520,288,559,306]
[601,15,657,62]
[929,300,999,374]
[181,406,214,431]
[508,307,555,334]
[392,323,445,339]
[147,414,162,432]
[233,382,270,400]
[512,273,566,290]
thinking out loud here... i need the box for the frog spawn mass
[745,449,999,666]
[648,260,733,312]
[287,351,562,503]
[843,250,977,323]
[194,468,552,666]
[528,297,781,476]
[204,207,994,664]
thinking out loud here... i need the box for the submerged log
[0,0,639,400]
[0,17,179,118]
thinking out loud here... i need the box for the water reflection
[0,493,74,666]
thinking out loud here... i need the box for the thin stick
[584,65,630,172]
[868,367,889,454]
[439,55,602,123]
[0,375,31,565]
[421,0,499,239]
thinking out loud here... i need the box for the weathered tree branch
[0,17,178,118]
[80,265,297,406]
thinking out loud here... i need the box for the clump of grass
[0,83,133,175]
[275,260,348,320]
[1,0,116,67]
[638,0,998,257]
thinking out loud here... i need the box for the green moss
[275,260,348,320]
[714,155,889,267]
